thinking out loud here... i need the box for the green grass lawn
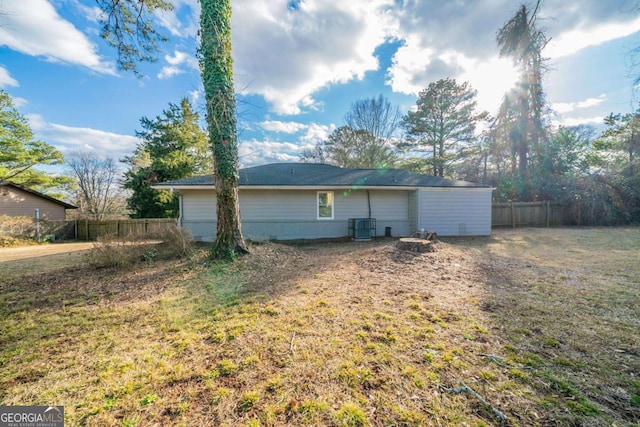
[0,228,638,426]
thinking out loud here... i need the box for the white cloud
[238,122,335,166]
[239,139,303,166]
[545,16,640,59]
[25,114,47,131]
[0,66,19,87]
[155,0,200,38]
[551,115,605,127]
[260,120,307,133]
[0,0,115,74]
[71,0,104,23]
[384,0,640,115]
[189,89,201,105]
[26,114,139,160]
[157,50,198,79]
[231,0,394,114]
[300,123,334,144]
[552,94,607,114]
[11,96,28,108]
[158,66,185,79]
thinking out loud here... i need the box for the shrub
[0,215,36,238]
[84,225,195,268]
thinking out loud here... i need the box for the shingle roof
[0,180,78,209]
[156,163,490,188]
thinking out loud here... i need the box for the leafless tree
[67,152,124,220]
[344,95,402,142]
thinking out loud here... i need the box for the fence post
[546,201,550,227]
[511,202,516,228]
[577,203,581,226]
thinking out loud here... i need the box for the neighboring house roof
[0,180,78,209]
[155,163,491,189]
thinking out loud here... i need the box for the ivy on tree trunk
[198,0,249,259]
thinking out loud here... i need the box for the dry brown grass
[0,242,95,280]
[0,228,638,426]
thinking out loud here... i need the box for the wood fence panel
[492,202,556,228]
[74,219,177,241]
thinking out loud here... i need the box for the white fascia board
[151,185,216,191]
[418,187,495,192]
[240,185,420,190]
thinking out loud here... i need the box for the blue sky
[2,0,640,174]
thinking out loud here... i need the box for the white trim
[317,191,334,220]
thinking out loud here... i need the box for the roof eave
[153,184,491,191]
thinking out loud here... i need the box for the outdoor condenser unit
[348,218,376,241]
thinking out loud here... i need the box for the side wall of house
[408,190,418,236]
[180,188,410,241]
[0,186,67,221]
[417,188,493,236]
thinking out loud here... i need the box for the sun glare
[463,57,520,114]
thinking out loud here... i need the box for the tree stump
[411,230,439,242]
[396,237,435,253]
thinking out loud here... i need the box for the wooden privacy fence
[75,218,177,241]
[492,201,562,228]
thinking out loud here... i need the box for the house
[153,163,493,242]
[0,180,77,221]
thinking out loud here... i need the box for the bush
[85,225,195,268]
[0,215,36,238]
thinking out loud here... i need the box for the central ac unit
[348,218,376,241]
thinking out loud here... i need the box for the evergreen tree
[400,78,486,178]
[0,89,72,193]
[123,98,212,218]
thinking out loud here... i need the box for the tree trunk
[199,0,249,259]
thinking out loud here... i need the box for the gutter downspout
[178,193,184,228]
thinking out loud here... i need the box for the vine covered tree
[99,0,248,259]
[400,78,486,178]
[496,0,549,194]
[123,98,212,218]
[198,0,248,258]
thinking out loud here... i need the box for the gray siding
[417,188,492,236]
[179,188,411,241]
[0,186,67,221]
[180,190,216,241]
[408,190,418,235]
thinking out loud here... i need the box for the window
[317,191,334,219]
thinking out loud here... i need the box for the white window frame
[317,191,334,220]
